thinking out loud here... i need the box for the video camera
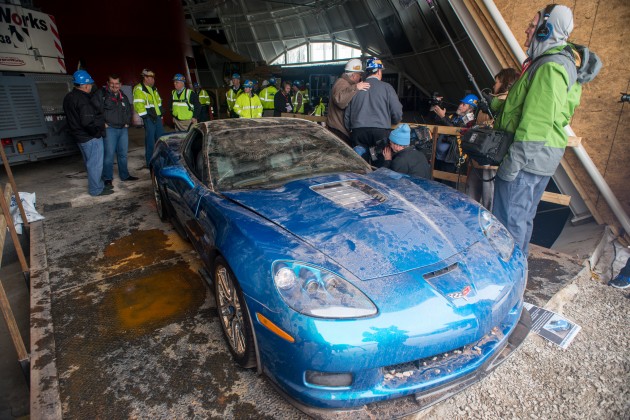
[429,92,444,108]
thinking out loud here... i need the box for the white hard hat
[262,80,269,87]
[344,58,363,73]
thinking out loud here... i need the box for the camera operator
[382,124,431,179]
[431,94,478,175]
[344,57,403,165]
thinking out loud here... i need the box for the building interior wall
[495,0,630,230]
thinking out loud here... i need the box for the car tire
[214,256,257,369]
[152,170,168,221]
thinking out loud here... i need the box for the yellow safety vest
[258,86,278,110]
[171,88,194,120]
[292,91,304,114]
[226,87,242,111]
[133,83,162,117]
[233,94,263,118]
[198,89,211,105]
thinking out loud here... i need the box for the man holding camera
[382,124,431,179]
[431,94,478,174]
[344,57,403,163]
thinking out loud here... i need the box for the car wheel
[214,256,257,368]
[152,170,168,221]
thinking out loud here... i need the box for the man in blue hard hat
[431,93,478,177]
[226,73,242,118]
[63,70,112,196]
[171,73,200,131]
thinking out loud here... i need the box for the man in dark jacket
[63,70,111,196]
[382,124,431,179]
[92,74,138,187]
[344,57,403,163]
[273,81,292,117]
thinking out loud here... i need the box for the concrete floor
[0,129,601,419]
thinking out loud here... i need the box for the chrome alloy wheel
[216,265,247,357]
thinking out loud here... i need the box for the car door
[164,129,207,246]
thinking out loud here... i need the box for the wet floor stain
[101,263,206,335]
[101,229,191,276]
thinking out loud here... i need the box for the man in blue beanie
[382,124,431,179]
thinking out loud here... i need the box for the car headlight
[479,209,514,261]
[272,261,377,319]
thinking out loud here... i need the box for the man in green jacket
[493,4,580,256]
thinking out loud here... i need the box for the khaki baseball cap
[141,69,155,77]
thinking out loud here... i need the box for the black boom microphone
[425,0,493,119]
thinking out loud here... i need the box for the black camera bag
[460,127,514,166]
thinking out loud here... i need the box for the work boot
[123,175,139,181]
[104,180,113,189]
[97,189,114,196]
[609,257,630,289]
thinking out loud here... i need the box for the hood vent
[311,180,386,209]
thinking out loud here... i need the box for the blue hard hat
[292,80,302,87]
[366,57,384,71]
[232,73,240,79]
[173,73,186,82]
[460,94,479,109]
[193,82,199,88]
[269,77,276,84]
[72,69,94,85]
[243,79,253,88]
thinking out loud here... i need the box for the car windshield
[208,124,372,190]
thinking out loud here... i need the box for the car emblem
[447,285,472,300]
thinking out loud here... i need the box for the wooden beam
[187,27,250,63]
[0,277,28,362]
[541,191,571,206]
[433,170,468,184]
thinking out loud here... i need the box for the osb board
[494,0,630,229]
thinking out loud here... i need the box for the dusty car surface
[150,118,531,416]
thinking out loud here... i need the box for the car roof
[200,117,319,134]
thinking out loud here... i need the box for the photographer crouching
[430,94,478,177]
[382,124,431,179]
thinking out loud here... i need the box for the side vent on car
[311,180,386,208]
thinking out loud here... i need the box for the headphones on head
[535,4,557,42]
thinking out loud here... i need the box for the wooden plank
[0,277,28,361]
[187,27,250,63]
[541,191,572,206]
[0,184,28,274]
[559,157,604,224]
[0,184,12,267]
[433,170,468,184]
[0,145,28,229]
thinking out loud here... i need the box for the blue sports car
[150,118,531,417]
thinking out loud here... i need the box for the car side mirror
[160,166,195,189]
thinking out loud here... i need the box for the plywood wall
[494,0,630,229]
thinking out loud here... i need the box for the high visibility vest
[302,88,310,104]
[226,87,242,111]
[133,83,162,117]
[172,88,194,120]
[313,99,326,116]
[292,91,304,114]
[198,89,211,105]
[233,93,263,118]
[258,86,278,110]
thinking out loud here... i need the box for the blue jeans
[77,138,105,196]
[103,127,130,181]
[143,117,164,167]
[493,171,550,256]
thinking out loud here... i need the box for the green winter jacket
[495,45,581,181]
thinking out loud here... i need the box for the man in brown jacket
[326,58,370,145]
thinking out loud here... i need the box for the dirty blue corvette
[150,118,531,417]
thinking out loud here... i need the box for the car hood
[222,170,481,280]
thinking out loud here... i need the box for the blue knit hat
[389,124,411,146]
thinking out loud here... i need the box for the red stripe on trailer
[57,57,66,72]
